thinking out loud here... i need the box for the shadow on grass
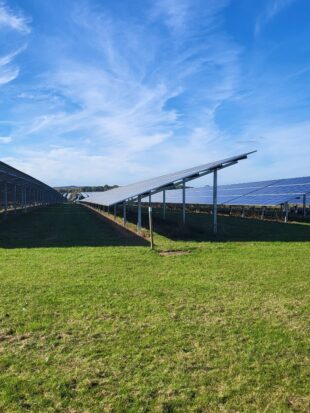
[0,204,148,248]
[126,208,310,243]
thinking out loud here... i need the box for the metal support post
[284,202,289,223]
[182,178,186,225]
[261,207,265,220]
[213,169,218,234]
[14,185,17,212]
[123,202,127,226]
[137,195,142,232]
[149,194,151,206]
[148,206,154,249]
[24,188,27,211]
[4,182,8,213]
[303,194,306,217]
[114,204,116,219]
[241,206,245,218]
[163,189,166,219]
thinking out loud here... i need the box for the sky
[0,0,309,186]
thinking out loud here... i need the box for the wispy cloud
[0,1,30,33]
[0,47,26,85]
[255,0,296,35]
[0,64,19,85]
[151,0,191,32]
[151,0,229,34]
[4,0,243,184]
[1,0,308,186]
[0,136,12,143]
[0,2,29,86]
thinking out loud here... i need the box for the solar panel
[246,185,309,195]
[227,194,304,206]
[273,177,310,185]
[216,179,279,189]
[142,176,310,206]
[80,151,254,206]
[0,160,62,198]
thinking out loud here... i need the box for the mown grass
[0,204,309,412]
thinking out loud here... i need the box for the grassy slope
[0,204,309,413]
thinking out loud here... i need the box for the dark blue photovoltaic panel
[215,179,278,189]
[142,176,310,206]
[247,185,310,195]
[145,191,302,206]
[227,194,304,206]
[274,177,310,185]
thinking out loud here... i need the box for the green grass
[0,204,309,412]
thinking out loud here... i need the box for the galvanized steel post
[213,169,218,234]
[137,195,142,232]
[148,206,154,249]
[182,178,186,225]
[163,189,166,219]
[14,185,17,211]
[23,187,27,211]
[4,182,8,213]
[123,202,127,226]
[241,206,245,218]
[261,207,265,220]
[284,202,289,223]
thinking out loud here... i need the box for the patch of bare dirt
[158,250,192,257]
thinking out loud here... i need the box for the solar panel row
[80,151,254,206]
[141,176,310,206]
[0,160,63,206]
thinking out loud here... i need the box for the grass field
[0,204,309,412]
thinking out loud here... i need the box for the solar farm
[0,155,310,412]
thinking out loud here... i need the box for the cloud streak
[0,47,26,85]
[0,136,12,143]
[4,0,244,184]
[255,0,296,35]
[0,2,29,86]
[1,0,309,186]
[0,1,30,33]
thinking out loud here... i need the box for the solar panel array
[0,160,64,207]
[80,152,254,206]
[144,176,310,206]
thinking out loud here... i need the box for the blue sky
[0,0,309,186]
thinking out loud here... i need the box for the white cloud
[9,0,240,180]
[151,0,229,35]
[0,3,30,86]
[151,0,190,32]
[4,0,308,187]
[0,2,30,34]
[0,65,19,85]
[0,136,12,143]
[0,48,26,85]
[2,146,154,186]
[217,120,310,184]
[255,0,296,35]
